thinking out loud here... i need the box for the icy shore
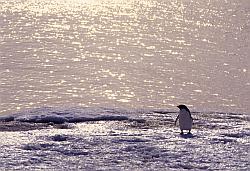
[0,107,249,170]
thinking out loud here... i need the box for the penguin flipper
[174,115,179,126]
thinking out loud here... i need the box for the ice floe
[0,107,249,170]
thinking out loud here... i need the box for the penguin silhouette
[175,105,193,135]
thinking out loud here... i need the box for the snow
[0,107,249,170]
[0,107,143,124]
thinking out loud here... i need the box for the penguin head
[177,105,190,113]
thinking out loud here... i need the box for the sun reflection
[0,0,249,114]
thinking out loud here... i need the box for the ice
[0,107,143,124]
[0,107,249,170]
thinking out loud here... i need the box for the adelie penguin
[175,105,193,135]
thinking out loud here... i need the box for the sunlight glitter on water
[0,0,250,114]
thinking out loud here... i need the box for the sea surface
[0,1,250,170]
[0,0,250,114]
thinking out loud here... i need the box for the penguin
[175,105,193,135]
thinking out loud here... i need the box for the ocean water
[0,0,249,115]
